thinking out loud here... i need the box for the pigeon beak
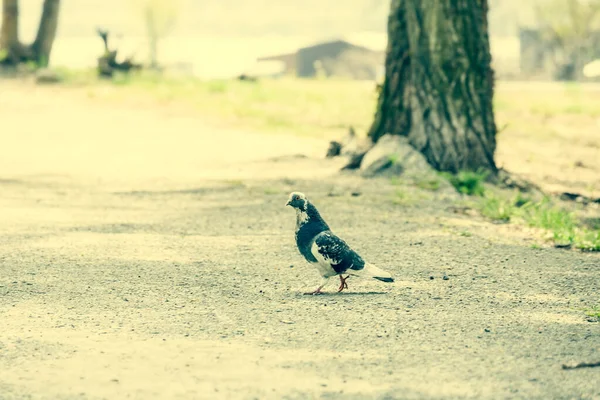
[285,200,292,207]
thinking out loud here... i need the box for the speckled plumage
[286,191,394,294]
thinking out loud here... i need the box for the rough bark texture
[0,0,27,64]
[0,0,18,49]
[145,6,159,69]
[368,0,497,174]
[31,0,61,67]
[0,0,61,67]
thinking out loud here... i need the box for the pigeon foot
[337,275,350,292]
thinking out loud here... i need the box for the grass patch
[391,189,430,206]
[222,179,245,187]
[262,187,280,195]
[479,193,515,222]
[520,198,577,246]
[574,229,600,252]
[521,198,576,230]
[60,71,379,138]
[53,71,600,141]
[415,177,442,191]
[494,82,600,117]
[476,193,600,251]
[441,170,488,196]
[585,306,600,321]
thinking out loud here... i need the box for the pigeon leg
[304,277,328,295]
[338,275,350,292]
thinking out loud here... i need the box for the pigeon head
[286,192,308,210]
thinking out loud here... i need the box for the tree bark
[0,0,61,67]
[145,6,159,68]
[368,0,497,174]
[1,0,18,46]
[0,0,21,62]
[31,0,61,66]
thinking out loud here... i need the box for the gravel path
[0,84,598,399]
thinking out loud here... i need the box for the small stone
[484,328,491,333]
[429,276,434,280]
[442,275,449,280]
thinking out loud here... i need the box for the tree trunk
[0,0,22,62]
[368,0,497,174]
[1,0,18,46]
[145,6,159,68]
[0,0,60,67]
[31,0,61,66]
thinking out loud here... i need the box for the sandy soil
[0,83,599,400]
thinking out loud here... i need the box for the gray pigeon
[286,192,394,295]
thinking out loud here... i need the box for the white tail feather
[352,263,394,282]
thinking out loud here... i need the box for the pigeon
[285,191,394,295]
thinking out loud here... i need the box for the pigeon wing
[313,231,365,274]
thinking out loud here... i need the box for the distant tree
[534,0,600,80]
[367,0,497,174]
[130,0,180,69]
[0,0,61,67]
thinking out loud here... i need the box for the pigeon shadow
[298,291,388,297]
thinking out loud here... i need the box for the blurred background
[7,0,600,80]
[1,0,599,202]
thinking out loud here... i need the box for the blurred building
[257,36,385,80]
[519,28,600,80]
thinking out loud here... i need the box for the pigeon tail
[361,263,394,283]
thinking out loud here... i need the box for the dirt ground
[0,82,599,400]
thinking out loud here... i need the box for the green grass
[476,192,600,251]
[494,82,600,118]
[441,170,489,196]
[479,193,515,222]
[53,69,600,142]
[574,229,600,252]
[585,306,600,321]
[391,189,431,206]
[415,177,442,191]
[262,187,280,195]
[520,198,579,247]
[222,179,245,188]
[59,69,379,139]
